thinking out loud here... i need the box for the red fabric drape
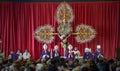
[0,2,119,60]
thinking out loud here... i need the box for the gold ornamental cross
[34,2,96,44]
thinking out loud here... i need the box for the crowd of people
[0,44,120,71]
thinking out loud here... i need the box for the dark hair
[81,67,90,71]
[27,66,34,71]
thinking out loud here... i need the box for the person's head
[54,45,58,51]
[97,45,101,51]
[81,66,90,71]
[59,58,66,65]
[72,66,80,71]
[25,49,28,52]
[17,50,20,53]
[10,51,14,54]
[63,39,67,43]
[74,47,78,51]
[68,60,74,65]
[43,44,48,50]
[36,63,44,71]
[68,44,73,51]
[85,48,89,53]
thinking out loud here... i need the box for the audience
[0,55,120,71]
[0,45,120,71]
[0,49,4,64]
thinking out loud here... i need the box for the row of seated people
[0,44,104,63]
[0,49,31,63]
[40,44,104,62]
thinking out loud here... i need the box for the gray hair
[36,63,44,71]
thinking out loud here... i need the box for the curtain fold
[0,2,119,59]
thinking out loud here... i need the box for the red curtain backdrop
[0,2,120,60]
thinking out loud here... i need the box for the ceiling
[0,0,119,2]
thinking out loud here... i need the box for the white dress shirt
[23,52,31,60]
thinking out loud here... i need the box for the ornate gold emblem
[75,24,96,43]
[34,3,97,44]
[34,25,54,43]
[55,2,74,23]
